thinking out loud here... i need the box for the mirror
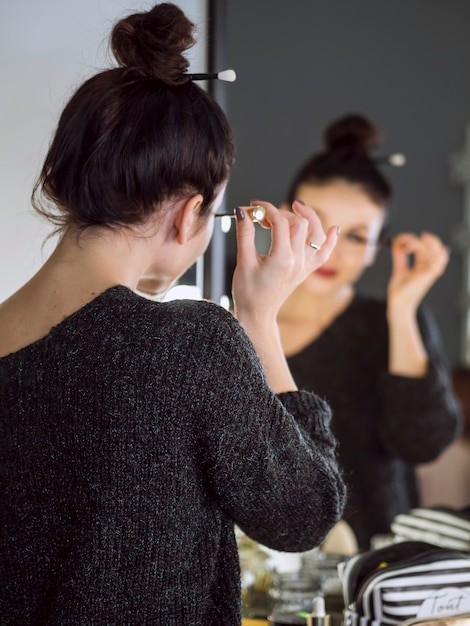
[219,0,470,366]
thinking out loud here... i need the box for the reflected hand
[387,231,449,315]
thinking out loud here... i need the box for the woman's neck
[277,284,355,357]
[45,227,147,290]
[0,225,164,355]
[279,283,355,325]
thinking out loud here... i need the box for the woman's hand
[387,231,449,317]
[231,200,338,393]
[387,231,449,378]
[232,200,338,323]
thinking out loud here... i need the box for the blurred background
[1,0,470,365]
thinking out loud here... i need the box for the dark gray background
[217,0,470,366]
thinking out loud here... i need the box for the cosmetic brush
[375,153,406,167]
[186,69,237,82]
[215,205,266,223]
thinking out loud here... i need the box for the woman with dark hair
[0,5,346,624]
[278,114,462,551]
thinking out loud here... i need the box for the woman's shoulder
[96,285,231,319]
[102,286,246,345]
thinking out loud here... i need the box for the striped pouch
[338,541,470,625]
[391,507,470,552]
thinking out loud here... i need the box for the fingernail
[235,207,245,221]
[295,199,306,205]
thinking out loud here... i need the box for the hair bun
[324,114,381,157]
[111,3,195,85]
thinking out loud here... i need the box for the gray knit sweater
[287,294,462,550]
[0,286,346,625]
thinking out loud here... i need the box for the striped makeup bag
[391,507,470,552]
[338,541,470,626]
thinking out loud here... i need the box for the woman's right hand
[231,200,338,393]
[232,200,338,324]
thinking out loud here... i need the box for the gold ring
[307,241,321,250]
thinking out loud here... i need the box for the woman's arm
[387,231,449,377]
[378,304,462,462]
[193,304,347,552]
[194,200,345,550]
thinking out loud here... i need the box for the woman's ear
[173,194,204,244]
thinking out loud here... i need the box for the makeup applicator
[215,205,266,223]
[186,69,237,82]
[375,153,406,167]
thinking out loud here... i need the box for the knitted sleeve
[377,304,462,463]
[186,302,347,552]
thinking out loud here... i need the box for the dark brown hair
[286,114,393,226]
[32,3,234,230]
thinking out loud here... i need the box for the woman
[0,5,347,625]
[278,114,462,551]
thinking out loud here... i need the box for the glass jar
[268,571,321,614]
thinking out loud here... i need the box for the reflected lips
[315,267,337,278]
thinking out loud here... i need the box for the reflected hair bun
[111,2,195,85]
[324,114,381,158]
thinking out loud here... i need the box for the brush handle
[186,73,218,80]
[215,206,266,222]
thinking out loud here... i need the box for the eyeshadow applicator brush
[186,69,237,82]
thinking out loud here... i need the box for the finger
[292,199,327,249]
[288,207,310,252]
[410,233,448,272]
[419,232,449,261]
[393,232,444,258]
[390,240,412,274]
[418,234,449,277]
[391,231,449,283]
[390,233,427,275]
[263,204,295,258]
[308,225,339,267]
[234,206,257,267]
[392,232,417,247]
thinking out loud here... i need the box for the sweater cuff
[277,390,335,446]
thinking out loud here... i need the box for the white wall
[0,0,207,301]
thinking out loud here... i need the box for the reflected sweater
[287,294,462,550]
[0,286,346,626]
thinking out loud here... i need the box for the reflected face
[296,180,386,293]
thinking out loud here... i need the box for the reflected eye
[345,233,369,245]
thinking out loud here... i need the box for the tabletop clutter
[239,506,470,626]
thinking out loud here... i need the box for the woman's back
[1,288,241,623]
[1,287,345,624]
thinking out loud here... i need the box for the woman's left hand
[387,231,449,315]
